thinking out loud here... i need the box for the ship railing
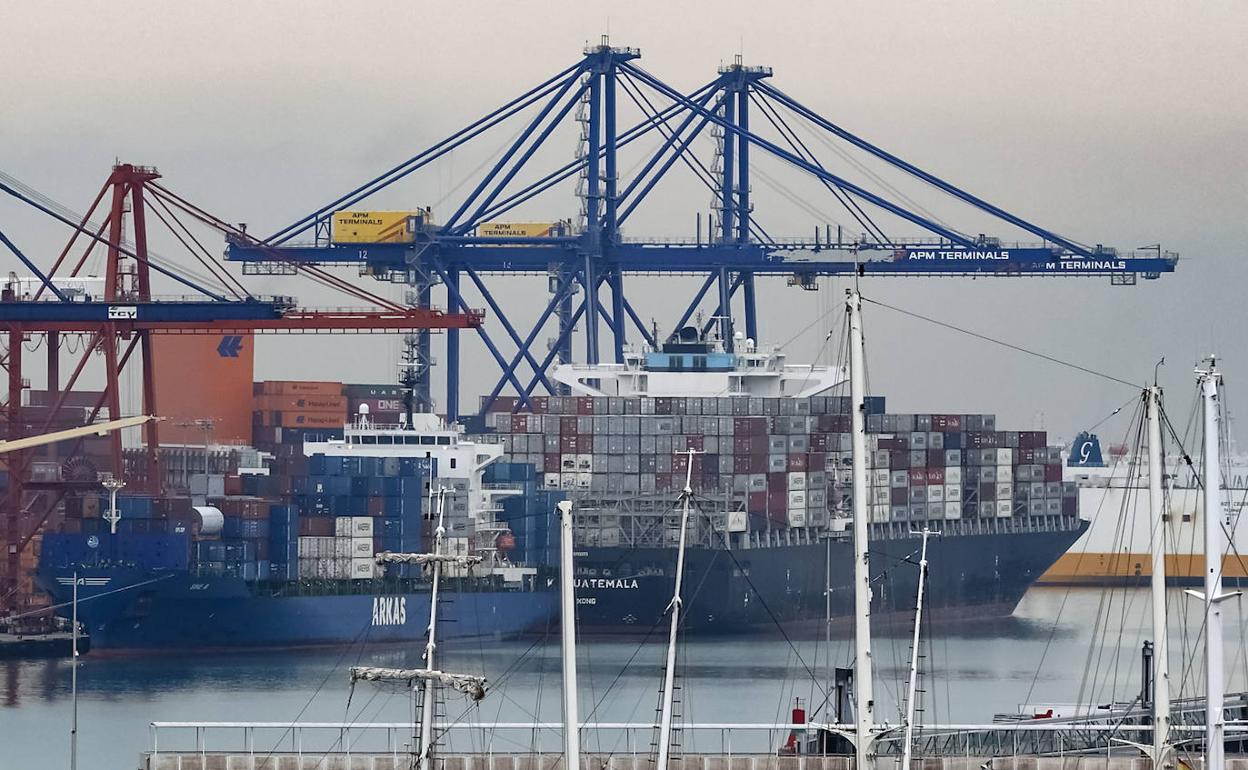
[145,720,1248,767]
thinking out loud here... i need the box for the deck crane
[0,163,483,611]
[223,39,1178,420]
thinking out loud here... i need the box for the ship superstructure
[1039,432,1248,585]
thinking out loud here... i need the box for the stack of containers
[288,453,434,579]
[206,496,272,579]
[486,462,565,565]
[252,380,348,447]
[479,395,1076,530]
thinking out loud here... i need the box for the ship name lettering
[372,596,407,626]
[574,578,639,590]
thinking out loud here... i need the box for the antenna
[101,476,126,534]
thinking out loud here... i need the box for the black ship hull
[570,522,1087,635]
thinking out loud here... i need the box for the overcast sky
[2,1,1246,447]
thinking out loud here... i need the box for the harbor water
[3,587,1246,770]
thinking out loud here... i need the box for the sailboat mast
[900,528,935,770]
[847,289,875,770]
[656,450,697,770]
[71,570,79,770]
[557,500,581,770]
[1145,385,1170,767]
[1198,363,1226,770]
[418,487,447,770]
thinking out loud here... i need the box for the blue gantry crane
[224,39,1178,419]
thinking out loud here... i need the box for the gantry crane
[0,164,482,611]
[223,40,1177,418]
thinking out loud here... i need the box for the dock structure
[143,721,1248,770]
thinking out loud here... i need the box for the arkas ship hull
[37,568,557,652]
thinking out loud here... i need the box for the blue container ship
[37,415,560,652]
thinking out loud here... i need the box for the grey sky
[2,0,1246,445]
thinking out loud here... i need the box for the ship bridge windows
[436,436,451,445]
[420,436,435,445]
[361,435,377,445]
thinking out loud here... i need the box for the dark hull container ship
[36,337,1085,649]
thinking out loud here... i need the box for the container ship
[36,393,560,652]
[34,335,1085,647]
[1037,432,1248,587]
[481,332,1087,632]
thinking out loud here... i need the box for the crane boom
[0,414,160,455]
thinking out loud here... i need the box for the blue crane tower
[225,39,1178,420]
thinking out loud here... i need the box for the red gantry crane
[0,163,483,612]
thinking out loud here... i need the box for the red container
[511,414,529,433]
[808,452,826,470]
[685,435,705,451]
[767,473,787,493]
[927,450,944,469]
[910,470,928,487]
[734,455,753,473]
[1044,464,1062,482]
[576,397,595,415]
[810,433,831,452]
[927,468,944,485]
[747,492,767,512]
[367,497,384,516]
[655,398,672,415]
[889,452,908,471]
[891,487,908,506]
[544,454,561,473]
[530,396,549,413]
[787,454,808,471]
[483,396,517,413]
[559,435,577,453]
[299,516,335,537]
[750,454,768,473]
[672,453,689,472]
[560,416,578,435]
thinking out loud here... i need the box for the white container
[944,466,962,486]
[996,448,1013,465]
[926,485,945,503]
[334,537,353,558]
[334,517,353,537]
[996,464,1013,482]
[788,508,808,528]
[944,484,962,502]
[872,468,890,488]
[350,558,378,580]
[996,500,1013,518]
[543,474,560,490]
[787,490,807,509]
[787,472,807,491]
[726,511,748,532]
[351,537,373,558]
[351,516,374,537]
[944,501,962,520]
[996,483,1013,501]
